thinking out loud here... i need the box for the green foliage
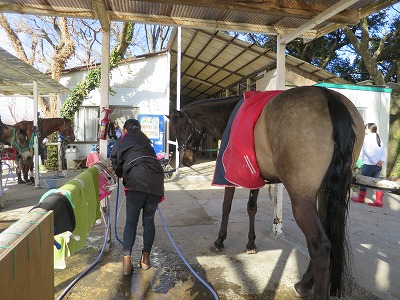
[61,68,101,120]
[44,144,59,171]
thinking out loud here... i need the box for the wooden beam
[316,0,399,37]
[279,0,359,44]
[0,3,96,19]
[109,12,280,35]
[134,0,360,23]
[0,4,279,34]
[92,0,110,31]
[358,0,399,19]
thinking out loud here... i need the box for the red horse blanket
[221,90,282,189]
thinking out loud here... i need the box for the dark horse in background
[167,86,364,299]
[13,118,75,184]
[171,95,263,254]
[0,120,32,164]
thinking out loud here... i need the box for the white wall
[59,53,170,158]
[60,53,170,116]
[320,85,391,175]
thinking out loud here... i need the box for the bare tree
[144,24,172,53]
[0,13,75,117]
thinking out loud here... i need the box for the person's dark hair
[123,119,151,142]
[123,119,141,132]
[366,123,381,147]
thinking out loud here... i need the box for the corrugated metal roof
[0,47,70,96]
[0,1,393,38]
[0,0,394,101]
[169,28,349,103]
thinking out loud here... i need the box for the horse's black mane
[184,95,242,110]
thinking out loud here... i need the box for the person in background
[110,119,164,275]
[351,123,386,207]
[114,120,122,139]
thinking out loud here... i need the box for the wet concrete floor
[1,159,399,299]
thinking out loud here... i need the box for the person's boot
[29,177,35,186]
[122,255,133,275]
[140,252,151,270]
[17,172,26,184]
[369,191,384,207]
[351,190,366,203]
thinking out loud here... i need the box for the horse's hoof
[245,247,258,254]
[213,241,224,252]
[294,282,311,298]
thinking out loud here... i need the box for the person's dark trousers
[359,164,382,192]
[122,190,159,256]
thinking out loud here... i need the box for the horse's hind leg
[292,200,330,299]
[214,187,235,251]
[294,260,314,297]
[245,189,259,254]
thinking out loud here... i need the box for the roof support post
[99,26,110,161]
[33,80,40,187]
[272,34,285,237]
[276,35,286,90]
[174,26,182,176]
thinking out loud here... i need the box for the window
[74,106,99,142]
[109,106,140,126]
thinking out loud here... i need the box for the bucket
[44,179,57,189]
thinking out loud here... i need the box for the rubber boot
[122,255,133,275]
[140,252,151,270]
[17,172,26,184]
[369,191,384,207]
[351,190,366,203]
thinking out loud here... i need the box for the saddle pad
[222,90,282,189]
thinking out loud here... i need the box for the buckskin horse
[0,121,32,163]
[14,118,75,184]
[167,86,364,299]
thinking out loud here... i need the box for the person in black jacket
[110,119,164,275]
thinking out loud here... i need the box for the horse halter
[178,110,204,152]
[8,128,31,154]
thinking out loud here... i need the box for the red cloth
[222,90,282,189]
[1,148,17,161]
[86,152,100,167]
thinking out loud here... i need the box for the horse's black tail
[319,87,356,297]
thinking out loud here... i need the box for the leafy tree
[343,11,400,85]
